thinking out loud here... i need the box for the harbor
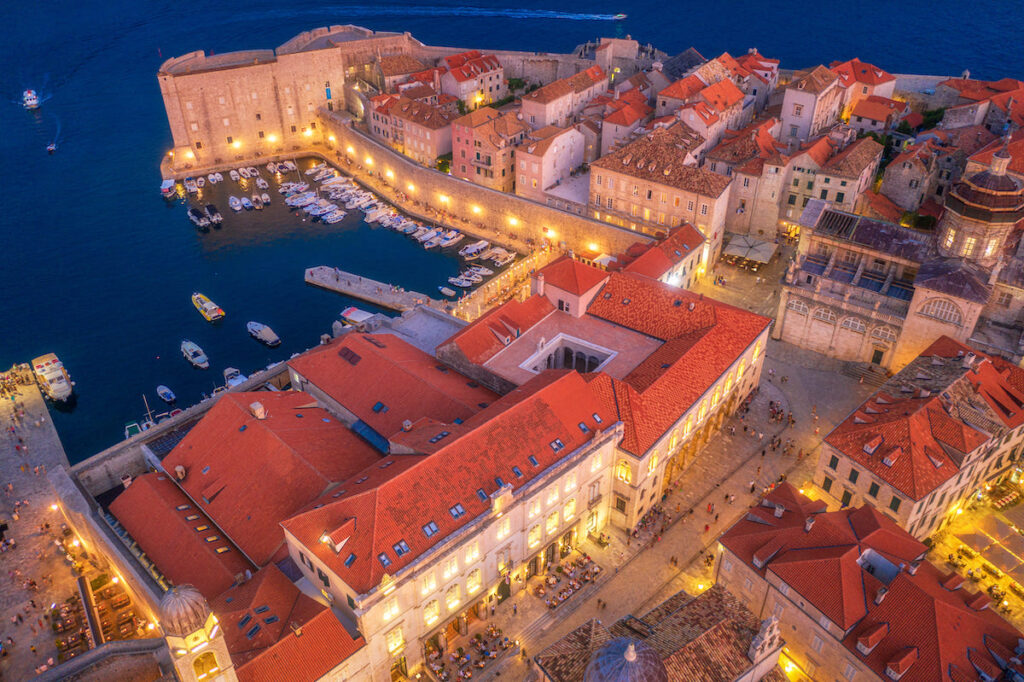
[305,266,447,313]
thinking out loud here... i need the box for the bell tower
[161,585,238,682]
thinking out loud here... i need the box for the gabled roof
[706,118,786,171]
[938,77,1024,102]
[211,565,366,682]
[161,392,382,565]
[822,136,883,178]
[288,333,499,440]
[830,58,895,87]
[914,257,992,304]
[788,65,839,95]
[540,255,611,295]
[389,96,455,130]
[523,66,606,105]
[445,295,556,365]
[659,74,706,102]
[698,79,744,111]
[852,95,907,123]
[825,392,989,500]
[863,190,905,223]
[621,224,705,280]
[282,371,611,593]
[377,54,427,78]
[591,125,727,197]
[109,473,254,600]
[443,50,502,82]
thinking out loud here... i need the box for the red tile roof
[110,473,254,600]
[972,129,1024,177]
[211,565,366,682]
[161,391,382,565]
[830,58,895,87]
[851,95,907,123]
[539,255,611,295]
[443,50,502,82]
[863,190,905,223]
[938,77,1024,102]
[706,118,787,172]
[621,224,705,280]
[659,74,706,102]
[825,392,988,500]
[822,136,883,178]
[282,371,611,593]
[698,79,744,112]
[445,295,556,365]
[288,333,499,438]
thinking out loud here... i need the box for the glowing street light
[328,135,336,143]
[509,217,518,226]
[185,150,195,160]
[364,156,374,166]
[303,128,313,138]
[268,134,278,143]
[407,183,415,192]
[232,140,241,149]
[346,145,355,154]
[472,205,481,214]
[385,169,394,179]
[50,504,58,511]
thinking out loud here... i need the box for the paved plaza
[0,369,83,680]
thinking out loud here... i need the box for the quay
[305,266,449,313]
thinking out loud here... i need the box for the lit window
[497,516,511,540]
[528,524,541,548]
[616,460,632,483]
[669,430,678,452]
[386,627,404,653]
[738,359,746,376]
[424,600,440,625]
[591,453,603,472]
[919,298,963,325]
[961,236,976,257]
[529,500,541,518]
[547,487,559,506]
[546,510,559,534]
[564,472,577,492]
[383,598,399,621]
[684,416,693,437]
[753,342,762,360]
[985,238,998,258]
[443,558,458,580]
[724,372,733,393]
[564,498,576,521]
[943,228,956,249]
[698,400,708,423]
[446,583,461,610]
[421,573,437,595]
[467,569,482,595]
[464,542,480,564]
[712,385,721,407]
[647,455,659,475]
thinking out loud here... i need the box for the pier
[305,266,449,313]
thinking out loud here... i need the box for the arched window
[841,317,866,333]
[683,416,693,437]
[919,298,963,326]
[813,308,837,324]
[616,460,632,484]
[424,600,440,625]
[193,652,220,679]
[446,583,461,610]
[737,359,746,377]
[725,371,734,393]
[753,342,762,360]
[787,298,809,315]
[712,385,721,407]
[669,430,678,451]
[647,455,659,474]
[871,326,897,343]
[698,400,708,422]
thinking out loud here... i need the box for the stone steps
[841,361,889,387]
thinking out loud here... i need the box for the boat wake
[268,5,623,21]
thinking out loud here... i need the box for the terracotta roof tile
[659,74,706,102]
[445,295,556,364]
[524,66,606,104]
[822,137,883,178]
[788,65,839,95]
[378,54,427,78]
[538,255,610,295]
[864,190,906,222]
[389,96,455,130]
[830,58,895,87]
[852,95,907,123]
[621,224,705,279]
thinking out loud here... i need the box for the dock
[305,266,449,313]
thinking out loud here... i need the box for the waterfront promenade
[305,266,448,313]
[0,368,81,680]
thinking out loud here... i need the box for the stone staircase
[841,361,890,387]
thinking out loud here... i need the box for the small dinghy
[156,385,176,404]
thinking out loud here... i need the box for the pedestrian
[490,604,495,617]
[749,481,756,493]
[30,645,36,655]
[761,449,766,458]
[715,513,720,522]
[513,602,517,616]
[703,524,710,533]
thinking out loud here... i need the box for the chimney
[536,272,545,296]
[804,515,816,532]
[908,561,920,575]
[290,622,303,637]
[652,61,663,72]
[174,465,186,481]
[773,504,785,518]
[874,586,888,605]
[402,419,413,432]
[249,401,267,420]
[121,474,133,489]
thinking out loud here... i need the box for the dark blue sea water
[0,1,1016,462]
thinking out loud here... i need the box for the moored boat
[261,192,272,205]
[340,306,375,327]
[224,367,248,389]
[241,197,254,210]
[160,179,177,198]
[229,169,240,182]
[188,207,210,228]
[205,204,223,224]
[252,194,264,210]
[459,239,490,259]
[32,353,73,402]
[305,162,328,175]
[156,385,176,404]
[192,292,225,322]
[184,178,198,194]
[438,286,457,297]
[247,321,281,347]
[229,196,242,212]
[22,89,40,110]
[181,340,209,369]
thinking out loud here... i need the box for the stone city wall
[317,110,650,257]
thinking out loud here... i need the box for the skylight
[378,552,392,568]
[528,456,539,467]
[246,625,261,639]
[450,503,466,519]
[264,615,279,624]
[550,439,565,452]
[593,413,602,424]
[477,488,488,502]
[175,505,191,511]
[372,401,389,413]
[423,521,439,537]
[578,422,590,433]
[429,431,451,444]
[495,477,505,487]
[512,467,523,478]
[393,540,410,556]
[254,605,270,614]
[344,553,357,567]
[238,614,252,628]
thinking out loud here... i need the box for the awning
[985,545,1022,575]
[956,532,993,553]
[721,235,778,264]
[980,515,1015,542]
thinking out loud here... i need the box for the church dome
[160,585,210,637]
[946,144,1024,223]
[583,638,668,682]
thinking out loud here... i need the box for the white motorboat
[32,353,73,402]
[261,192,272,205]
[439,231,465,248]
[205,204,223,224]
[252,193,264,210]
[266,162,278,173]
[323,210,347,224]
[305,162,328,175]
[448,276,475,288]
[195,176,205,189]
[241,197,254,210]
[340,306,375,327]
[460,270,483,283]
[286,192,316,207]
[238,167,250,179]
[224,367,248,389]
[214,172,224,182]
[255,177,269,190]
[160,179,177,198]
[424,236,443,249]
[438,286,457,297]
[188,207,210,228]
[207,173,218,184]
[156,385,176,404]
[467,264,493,276]
[247,321,281,347]
[229,169,240,182]
[459,240,490,259]
[229,196,242,212]
[492,250,516,267]
[181,340,209,369]
[416,229,439,243]
[401,222,421,235]
[184,178,198,194]
[22,89,40,110]
[246,166,259,176]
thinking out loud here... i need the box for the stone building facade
[780,66,844,144]
[451,107,530,193]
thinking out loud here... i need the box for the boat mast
[142,394,154,423]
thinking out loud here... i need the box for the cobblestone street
[0,370,82,681]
